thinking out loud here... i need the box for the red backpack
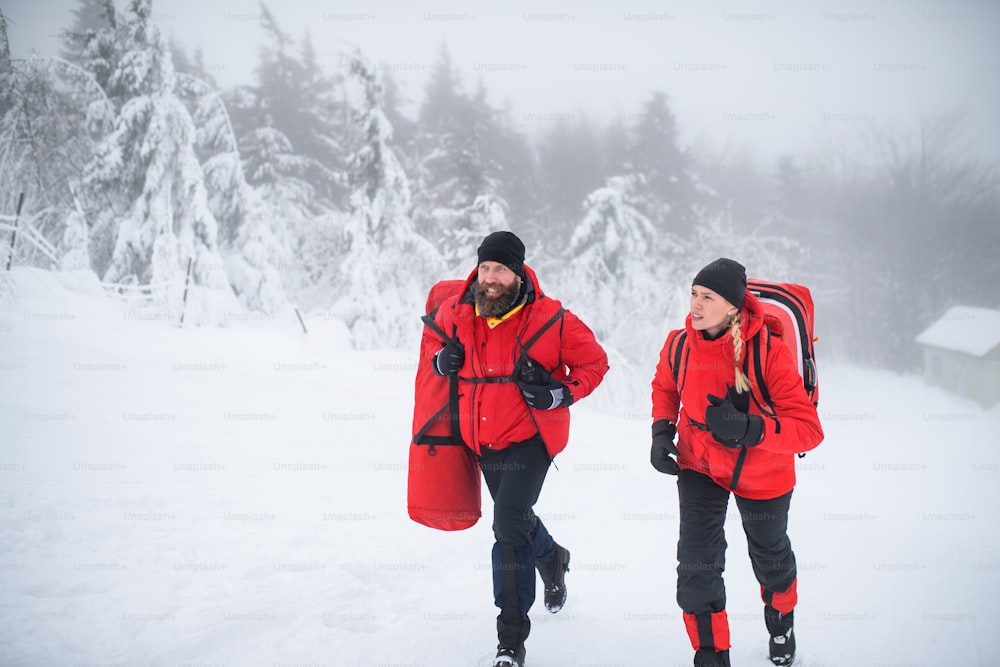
[666,280,819,411]
[747,280,819,409]
[407,280,481,531]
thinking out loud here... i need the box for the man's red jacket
[422,265,608,459]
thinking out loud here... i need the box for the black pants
[480,437,556,619]
[676,469,796,615]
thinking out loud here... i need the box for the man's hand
[519,380,572,410]
[434,339,465,375]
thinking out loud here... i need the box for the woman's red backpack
[746,279,819,409]
[666,280,819,410]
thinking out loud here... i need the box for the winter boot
[493,645,526,667]
[693,649,732,667]
[535,543,570,613]
[764,606,795,666]
[494,614,530,666]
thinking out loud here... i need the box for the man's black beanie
[692,257,747,308]
[477,231,526,280]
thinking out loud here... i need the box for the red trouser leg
[761,578,798,614]
[683,610,731,651]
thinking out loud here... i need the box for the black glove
[514,353,552,386]
[705,387,764,448]
[519,380,572,410]
[434,339,465,375]
[650,419,679,475]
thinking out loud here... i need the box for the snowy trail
[2,269,999,666]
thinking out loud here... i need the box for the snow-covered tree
[221,5,357,304]
[332,50,442,348]
[60,0,113,64]
[536,115,605,237]
[83,0,231,319]
[558,175,677,361]
[176,72,289,314]
[230,5,345,212]
[411,47,518,266]
[0,31,111,271]
[629,92,703,236]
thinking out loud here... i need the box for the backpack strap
[668,331,689,393]
[729,446,749,492]
[747,325,798,453]
[421,310,449,343]
[518,306,565,353]
[750,327,774,415]
[446,323,463,445]
[418,312,466,450]
[727,326,773,492]
[411,403,454,453]
[508,306,566,381]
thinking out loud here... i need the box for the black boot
[494,614,529,666]
[694,648,731,667]
[764,606,795,666]
[535,543,570,613]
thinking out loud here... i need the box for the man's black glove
[650,419,679,475]
[705,387,764,448]
[434,339,465,375]
[514,353,552,386]
[519,380,572,410]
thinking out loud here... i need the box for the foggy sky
[6,0,999,163]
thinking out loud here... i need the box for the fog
[2,0,999,372]
[7,0,1000,161]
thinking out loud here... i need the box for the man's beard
[475,280,521,318]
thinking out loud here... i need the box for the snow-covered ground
[2,268,999,666]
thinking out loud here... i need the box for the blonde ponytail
[730,312,751,394]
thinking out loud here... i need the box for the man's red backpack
[407,280,482,531]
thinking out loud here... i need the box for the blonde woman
[650,258,824,667]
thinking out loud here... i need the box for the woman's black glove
[650,419,679,474]
[705,387,764,448]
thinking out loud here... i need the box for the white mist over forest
[2,0,999,369]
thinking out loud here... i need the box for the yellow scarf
[476,300,527,329]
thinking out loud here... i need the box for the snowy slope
[1,268,999,666]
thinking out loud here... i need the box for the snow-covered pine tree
[560,175,676,361]
[536,115,605,242]
[0,12,111,272]
[296,31,349,209]
[381,69,418,173]
[176,71,290,314]
[84,0,232,321]
[63,0,119,97]
[333,49,442,349]
[225,6,356,306]
[411,46,511,270]
[237,6,344,212]
[628,92,703,238]
[60,0,114,65]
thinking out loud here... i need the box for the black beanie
[477,231,526,279]
[692,258,747,308]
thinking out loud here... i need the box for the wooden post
[5,192,25,271]
[178,257,194,327]
[294,307,308,334]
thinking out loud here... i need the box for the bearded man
[423,231,609,666]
